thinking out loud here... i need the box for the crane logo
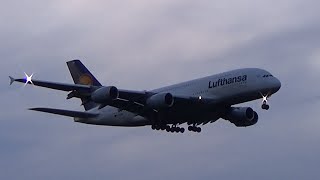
[79,74,93,85]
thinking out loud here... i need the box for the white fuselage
[76,68,281,126]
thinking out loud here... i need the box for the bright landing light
[260,92,268,103]
[262,95,268,102]
[24,72,33,86]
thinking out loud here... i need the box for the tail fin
[67,60,101,110]
[67,60,102,86]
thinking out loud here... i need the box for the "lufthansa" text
[208,75,247,88]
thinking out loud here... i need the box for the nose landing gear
[261,94,270,110]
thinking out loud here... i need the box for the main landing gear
[152,124,185,133]
[188,125,201,133]
[151,123,202,133]
[261,93,270,110]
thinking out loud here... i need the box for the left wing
[9,76,92,92]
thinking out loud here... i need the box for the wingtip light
[24,72,34,86]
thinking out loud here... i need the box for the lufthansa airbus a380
[10,60,281,133]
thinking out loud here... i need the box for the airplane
[9,60,281,133]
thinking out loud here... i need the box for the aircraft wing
[107,91,221,116]
[29,108,99,118]
[9,76,92,91]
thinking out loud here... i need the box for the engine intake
[91,86,119,103]
[223,107,258,127]
[146,93,174,109]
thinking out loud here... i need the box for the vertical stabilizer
[67,60,101,110]
[67,60,102,86]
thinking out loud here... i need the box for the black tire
[180,128,185,133]
[265,105,270,110]
[160,126,166,131]
[262,104,270,110]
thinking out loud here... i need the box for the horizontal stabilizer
[9,76,15,85]
[29,108,99,118]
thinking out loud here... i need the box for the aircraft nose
[273,77,281,92]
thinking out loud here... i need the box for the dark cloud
[1,0,320,179]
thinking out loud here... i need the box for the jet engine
[223,107,258,127]
[91,86,119,103]
[146,93,174,109]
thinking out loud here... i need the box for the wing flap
[29,108,99,118]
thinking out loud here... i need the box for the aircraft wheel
[180,128,185,133]
[265,104,270,110]
[262,104,270,110]
[188,126,192,131]
[196,127,202,133]
[160,126,166,131]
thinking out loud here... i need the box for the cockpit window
[262,74,273,78]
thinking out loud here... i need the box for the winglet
[9,76,15,85]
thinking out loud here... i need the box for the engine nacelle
[223,107,258,127]
[91,86,119,103]
[146,93,174,109]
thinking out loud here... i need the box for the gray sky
[1,0,320,179]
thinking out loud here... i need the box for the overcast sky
[1,0,320,179]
